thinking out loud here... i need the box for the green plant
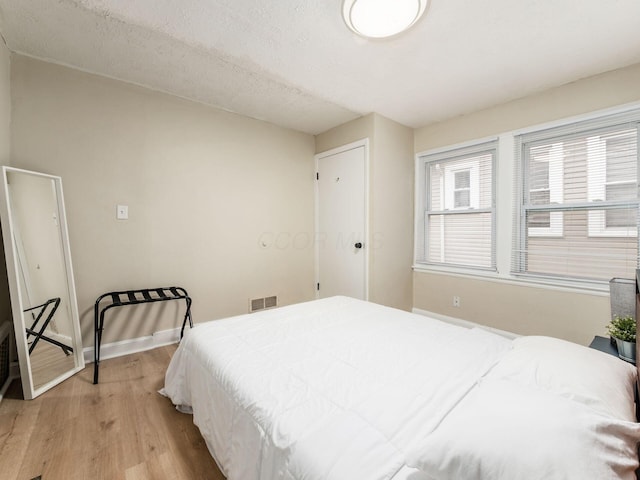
[607,315,637,342]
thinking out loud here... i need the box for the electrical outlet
[116,205,128,220]
[453,296,461,307]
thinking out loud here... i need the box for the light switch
[117,205,129,220]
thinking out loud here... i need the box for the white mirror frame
[0,166,84,399]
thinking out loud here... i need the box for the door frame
[314,138,370,300]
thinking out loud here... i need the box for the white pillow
[406,378,640,480]
[486,335,637,421]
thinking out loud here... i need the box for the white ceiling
[0,0,639,135]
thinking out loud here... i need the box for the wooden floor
[0,345,226,480]
[30,341,76,391]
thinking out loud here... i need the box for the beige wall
[413,274,608,345]
[315,113,414,310]
[11,55,316,344]
[415,63,640,152]
[6,51,640,349]
[369,115,413,310]
[414,62,640,345]
[0,39,11,329]
[315,115,375,154]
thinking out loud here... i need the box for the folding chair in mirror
[24,297,73,355]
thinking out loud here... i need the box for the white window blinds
[417,141,496,270]
[513,109,640,283]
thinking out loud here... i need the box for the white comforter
[162,296,640,480]
[162,296,511,479]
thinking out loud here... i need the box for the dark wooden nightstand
[588,335,618,357]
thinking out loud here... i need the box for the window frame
[414,102,640,292]
[415,139,497,272]
[514,115,640,284]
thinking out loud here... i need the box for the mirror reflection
[1,167,84,399]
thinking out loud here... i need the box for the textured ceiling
[0,0,639,135]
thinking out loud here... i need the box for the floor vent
[264,296,278,309]
[249,295,278,313]
[0,322,11,394]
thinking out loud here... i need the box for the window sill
[412,264,610,295]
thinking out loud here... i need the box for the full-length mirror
[0,166,84,399]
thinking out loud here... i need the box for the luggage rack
[93,286,193,384]
[24,297,73,355]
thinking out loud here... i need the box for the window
[527,143,563,236]
[514,113,639,283]
[587,129,638,237]
[444,162,479,210]
[414,105,640,289]
[416,141,496,270]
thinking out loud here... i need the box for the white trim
[314,138,370,301]
[495,133,514,275]
[45,331,73,346]
[83,326,182,364]
[414,155,424,265]
[411,307,520,340]
[412,263,611,295]
[512,101,640,137]
[315,138,369,160]
[415,135,500,159]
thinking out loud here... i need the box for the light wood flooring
[0,345,226,480]
[30,341,76,391]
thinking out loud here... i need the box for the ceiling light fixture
[342,0,428,39]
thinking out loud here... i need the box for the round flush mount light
[342,0,429,39]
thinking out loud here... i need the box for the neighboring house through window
[444,161,479,210]
[416,141,496,271]
[587,129,638,237]
[515,114,639,282]
[527,143,563,237]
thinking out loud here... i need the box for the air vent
[264,296,277,309]
[250,298,265,312]
[249,295,278,313]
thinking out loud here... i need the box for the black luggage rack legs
[93,286,193,384]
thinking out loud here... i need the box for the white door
[316,142,367,300]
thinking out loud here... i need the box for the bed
[162,296,640,480]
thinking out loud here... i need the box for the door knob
[354,242,363,249]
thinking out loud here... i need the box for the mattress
[162,296,640,480]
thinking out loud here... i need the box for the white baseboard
[0,328,182,405]
[83,326,182,364]
[412,307,520,340]
[46,331,73,346]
